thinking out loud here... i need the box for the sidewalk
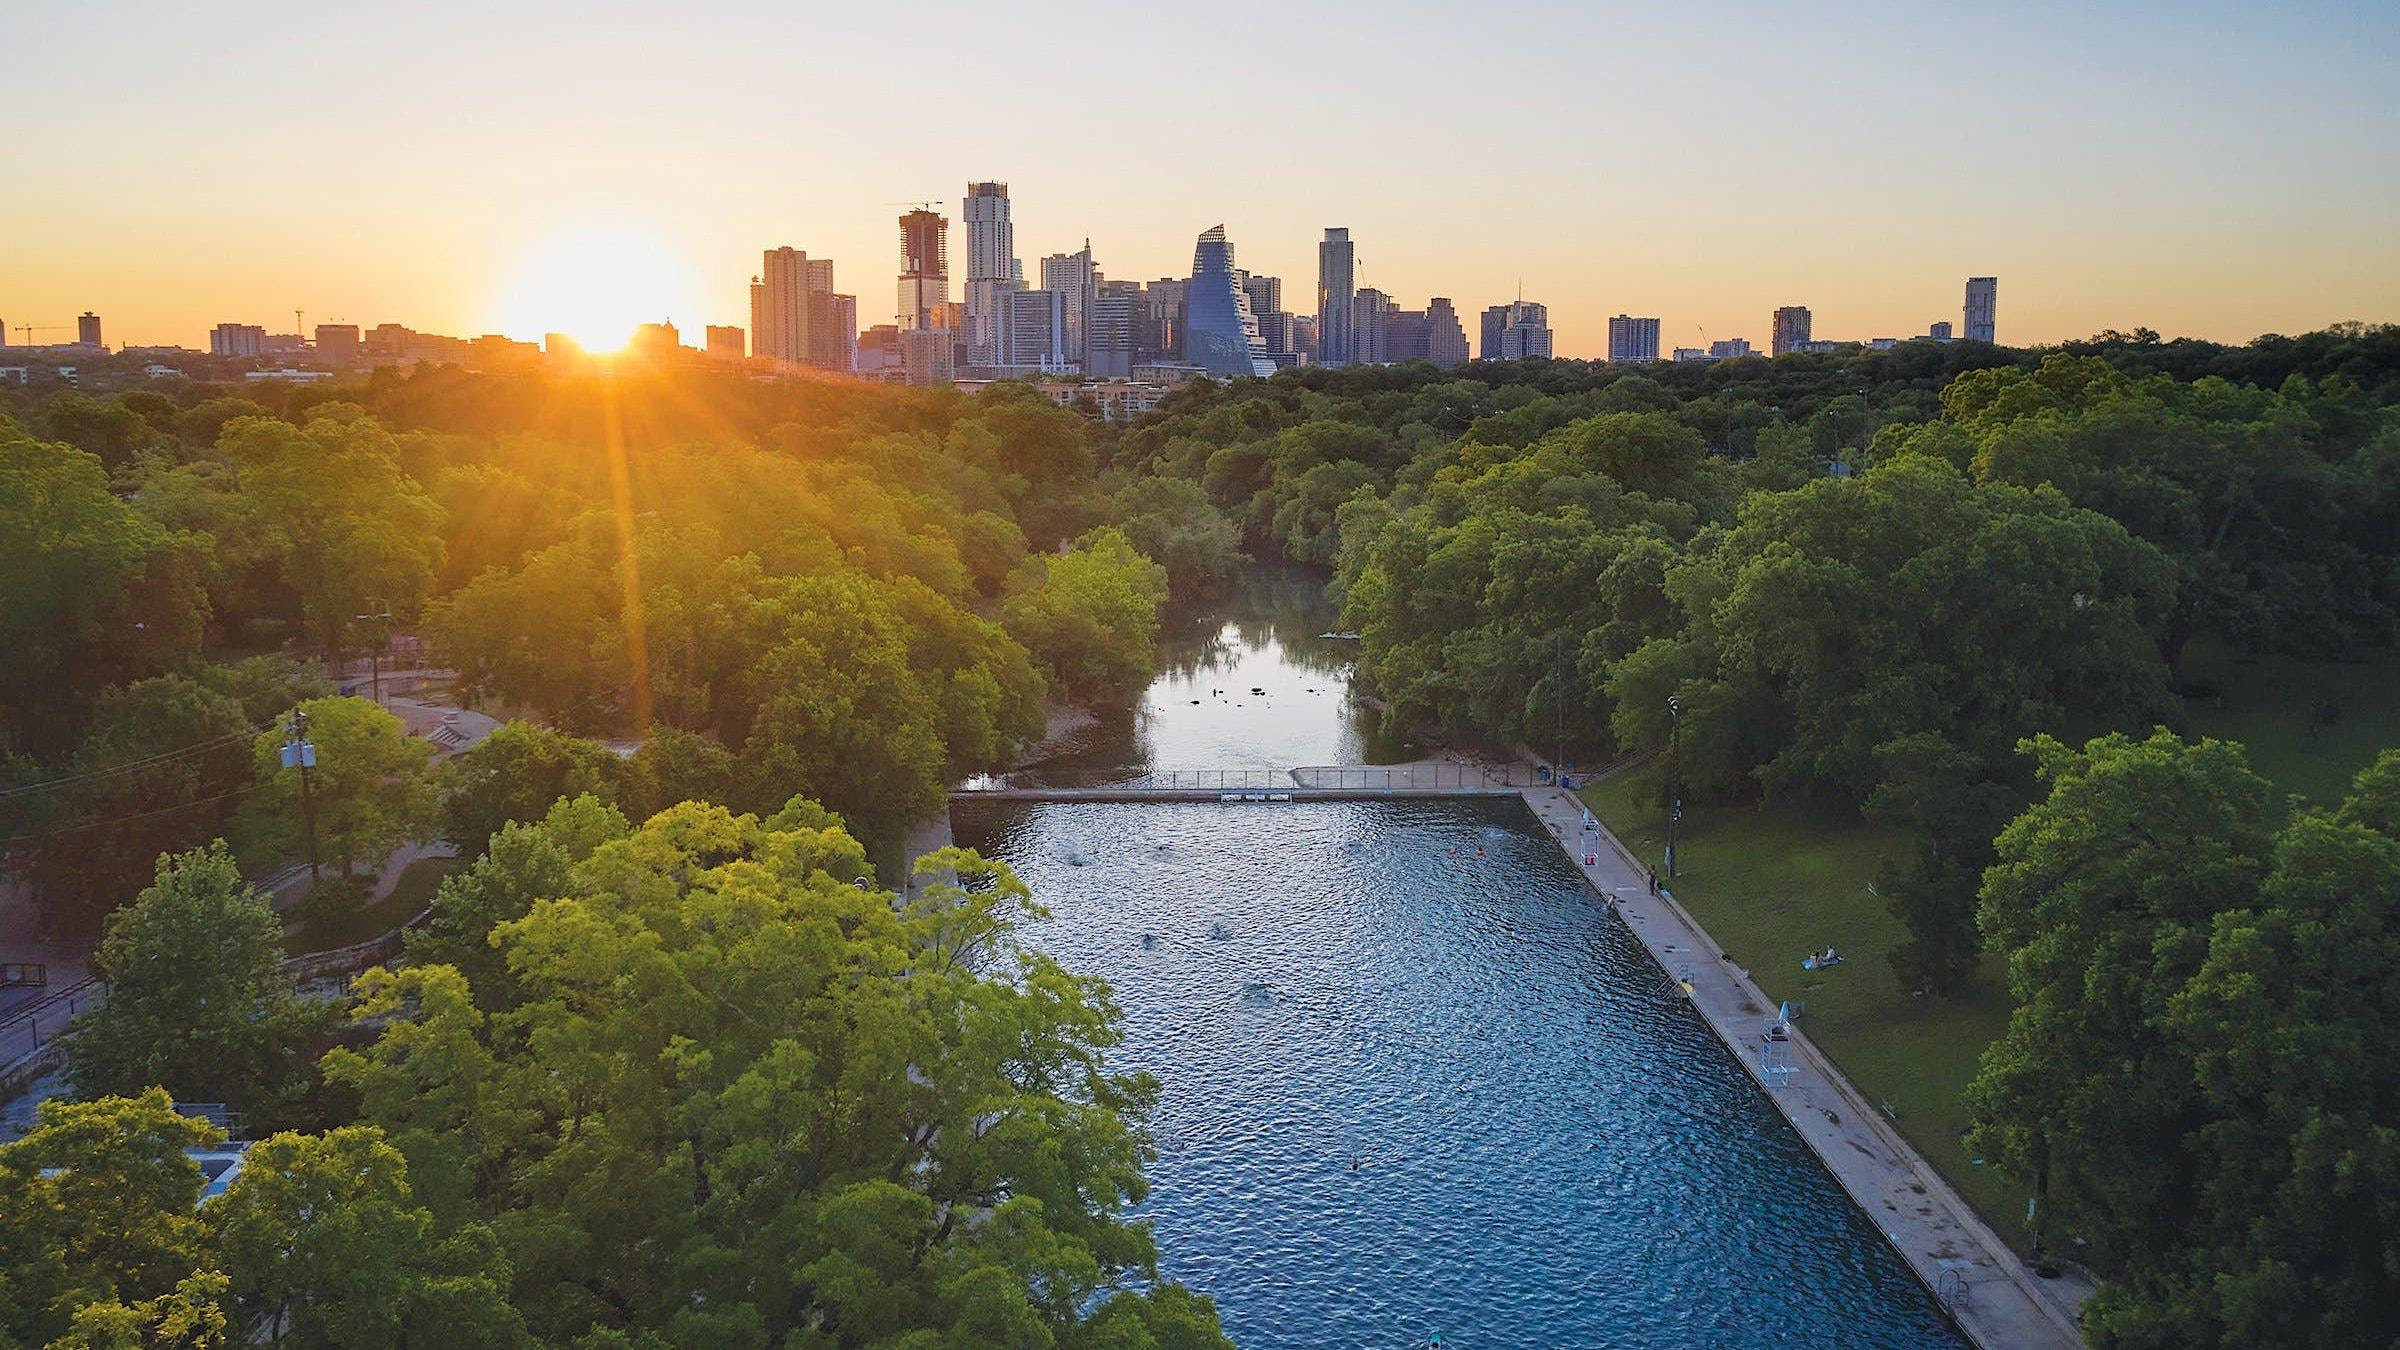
[1519,784,2087,1350]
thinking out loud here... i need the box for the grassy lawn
[1576,645,2400,1252]
[284,855,459,955]
[1581,768,2030,1248]
[2178,640,2400,805]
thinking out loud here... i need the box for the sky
[5,0,2399,358]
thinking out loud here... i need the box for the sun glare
[494,227,695,352]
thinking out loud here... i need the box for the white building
[963,181,1018,366]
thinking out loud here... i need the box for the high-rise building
[899,327,954,386]
[963,182,1017,365]
[898,209,949,330]
[77,312,102,348]
[1928,321,1954,342]
[314,324,362,363]
[1425,298,1470,367]
[210,323,266,357]
[1481,300,1552,360]
[1040,244,1097,364]
[1139,278,1186,362]
[1183,225,1274,379]
[811,292,857,371]
[1088,280,1140,379]
[1316,228,1356,367]
[1608,315,1661,363]
[1963,277,1996,343]
[630,321,682,357]
[1709,337,1755,359]
[753,247,828,366]
[705,325,745,361]
[1771,306,1812,356]
[1351,288,1395,365]
[1003,289,1072,370]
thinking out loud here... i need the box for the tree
[1002,526,1169,705]
[1862,732,2022,994]
[232,696,434,879]
[323,800,1229,1346]
[1968,730,2280,1268]
[66,845,327,1126]
[219,411,444,664]
[0,1091,222,1346]
[0,427,208,753]
[208,1126,527,1347]
[436,719,627,853]
[3,674,256,939]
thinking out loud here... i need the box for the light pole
[1664,694,1682,879]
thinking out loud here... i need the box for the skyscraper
[1243,274,1292,357]
[898,209,948,330]
[1040,244,1096,365]
[77,312,102,348]
[1003,289,1071,370]
[1608,315,1661,363]
[963,182,1017,365]
[1139,278,1186,363]
[1964,277,1996,343]
[1088,280,1139,379]
[1481,300,1551,360]
[1183,225,1274,379]
[1351,288,1394,365]
[705,325,745,360]
[1771,306,1812,356]
[1425,298,1470,367]
[1316,228,1356,367]
[753,247,821,366]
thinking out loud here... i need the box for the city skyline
[6,2,2399,355]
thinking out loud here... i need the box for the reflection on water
[1023,566,1417,785]
[956,798,1963,1349]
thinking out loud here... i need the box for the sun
[494,227,698,352]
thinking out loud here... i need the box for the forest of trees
[1102,327,2400,1345]
[4,323,2398,1345]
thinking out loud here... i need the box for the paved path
[1516,784,2085,1349]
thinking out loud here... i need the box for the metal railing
[1292,762,1539,791]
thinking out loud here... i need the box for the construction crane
[886,200,944,213]
[9,324,68,344]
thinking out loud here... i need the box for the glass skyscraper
[1184,224,1273,379]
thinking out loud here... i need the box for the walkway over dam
[951,763,1558,803]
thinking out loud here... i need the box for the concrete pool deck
[1516,783,2086,1350]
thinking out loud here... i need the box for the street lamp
[1664,694,1683,879]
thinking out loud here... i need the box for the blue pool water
[953,795,1965,1348]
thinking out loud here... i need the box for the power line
[0,723,269,801]
[0,780,272,846]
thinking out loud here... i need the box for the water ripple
[954,798,1964,1349]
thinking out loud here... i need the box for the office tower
[630,321,681,356]
[898,208,949,331]
[1963,277,1996,343]
[1709,337,1754,359]
[1351,288,1394,364]
[753,247,830,366]
[1184,225,1274,379]
[77,312,102,348]
[1040,243,1097,362]
[1242,273,1282,320]
[210,323,266,357]
[1140,278,1187,362]
[1928,321,1954,341]
[1317,228,1356,366]
[1291,314,1318,362]
[808,292,856,371]
[704,325,745,361]
[899,327,954,386]
[313,324,361,363]
[1003,289,1071,369]
[1771,306,1812,356]
[1088,280,1139,378]
[963,182,1017,364]
[1424,298,1470,367]
[1481,300,1552,360]
[1608,315,1661,363]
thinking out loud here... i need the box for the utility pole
[282,708,320,885]
[1664,694,1682,879]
